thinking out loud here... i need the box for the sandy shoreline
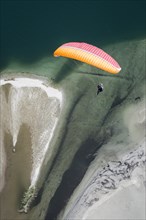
[0,75,62,186]
[0,75,62,219]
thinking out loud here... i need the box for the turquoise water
[0,0,145,69]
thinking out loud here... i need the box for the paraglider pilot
[97,83,104,95]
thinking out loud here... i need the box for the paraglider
[53,42,121,74]
[53,42,121,95]
[97,83,104,95]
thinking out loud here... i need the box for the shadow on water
[53,61,133,83]
[54,59,80,83]
[77,71,133,82]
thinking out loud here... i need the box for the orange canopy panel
[54,42,121,74]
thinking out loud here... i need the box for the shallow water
[0,1,145,69]
[0,124,32,220]
[0,1,146,219]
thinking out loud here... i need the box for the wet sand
[2,83,12,103]
[0,124,32,220]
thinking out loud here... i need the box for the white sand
[0,77,62,100]
[83,179,145,220]
[0,76,62,191]
[60,86,146,220]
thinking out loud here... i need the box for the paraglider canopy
[54,42,121,74]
